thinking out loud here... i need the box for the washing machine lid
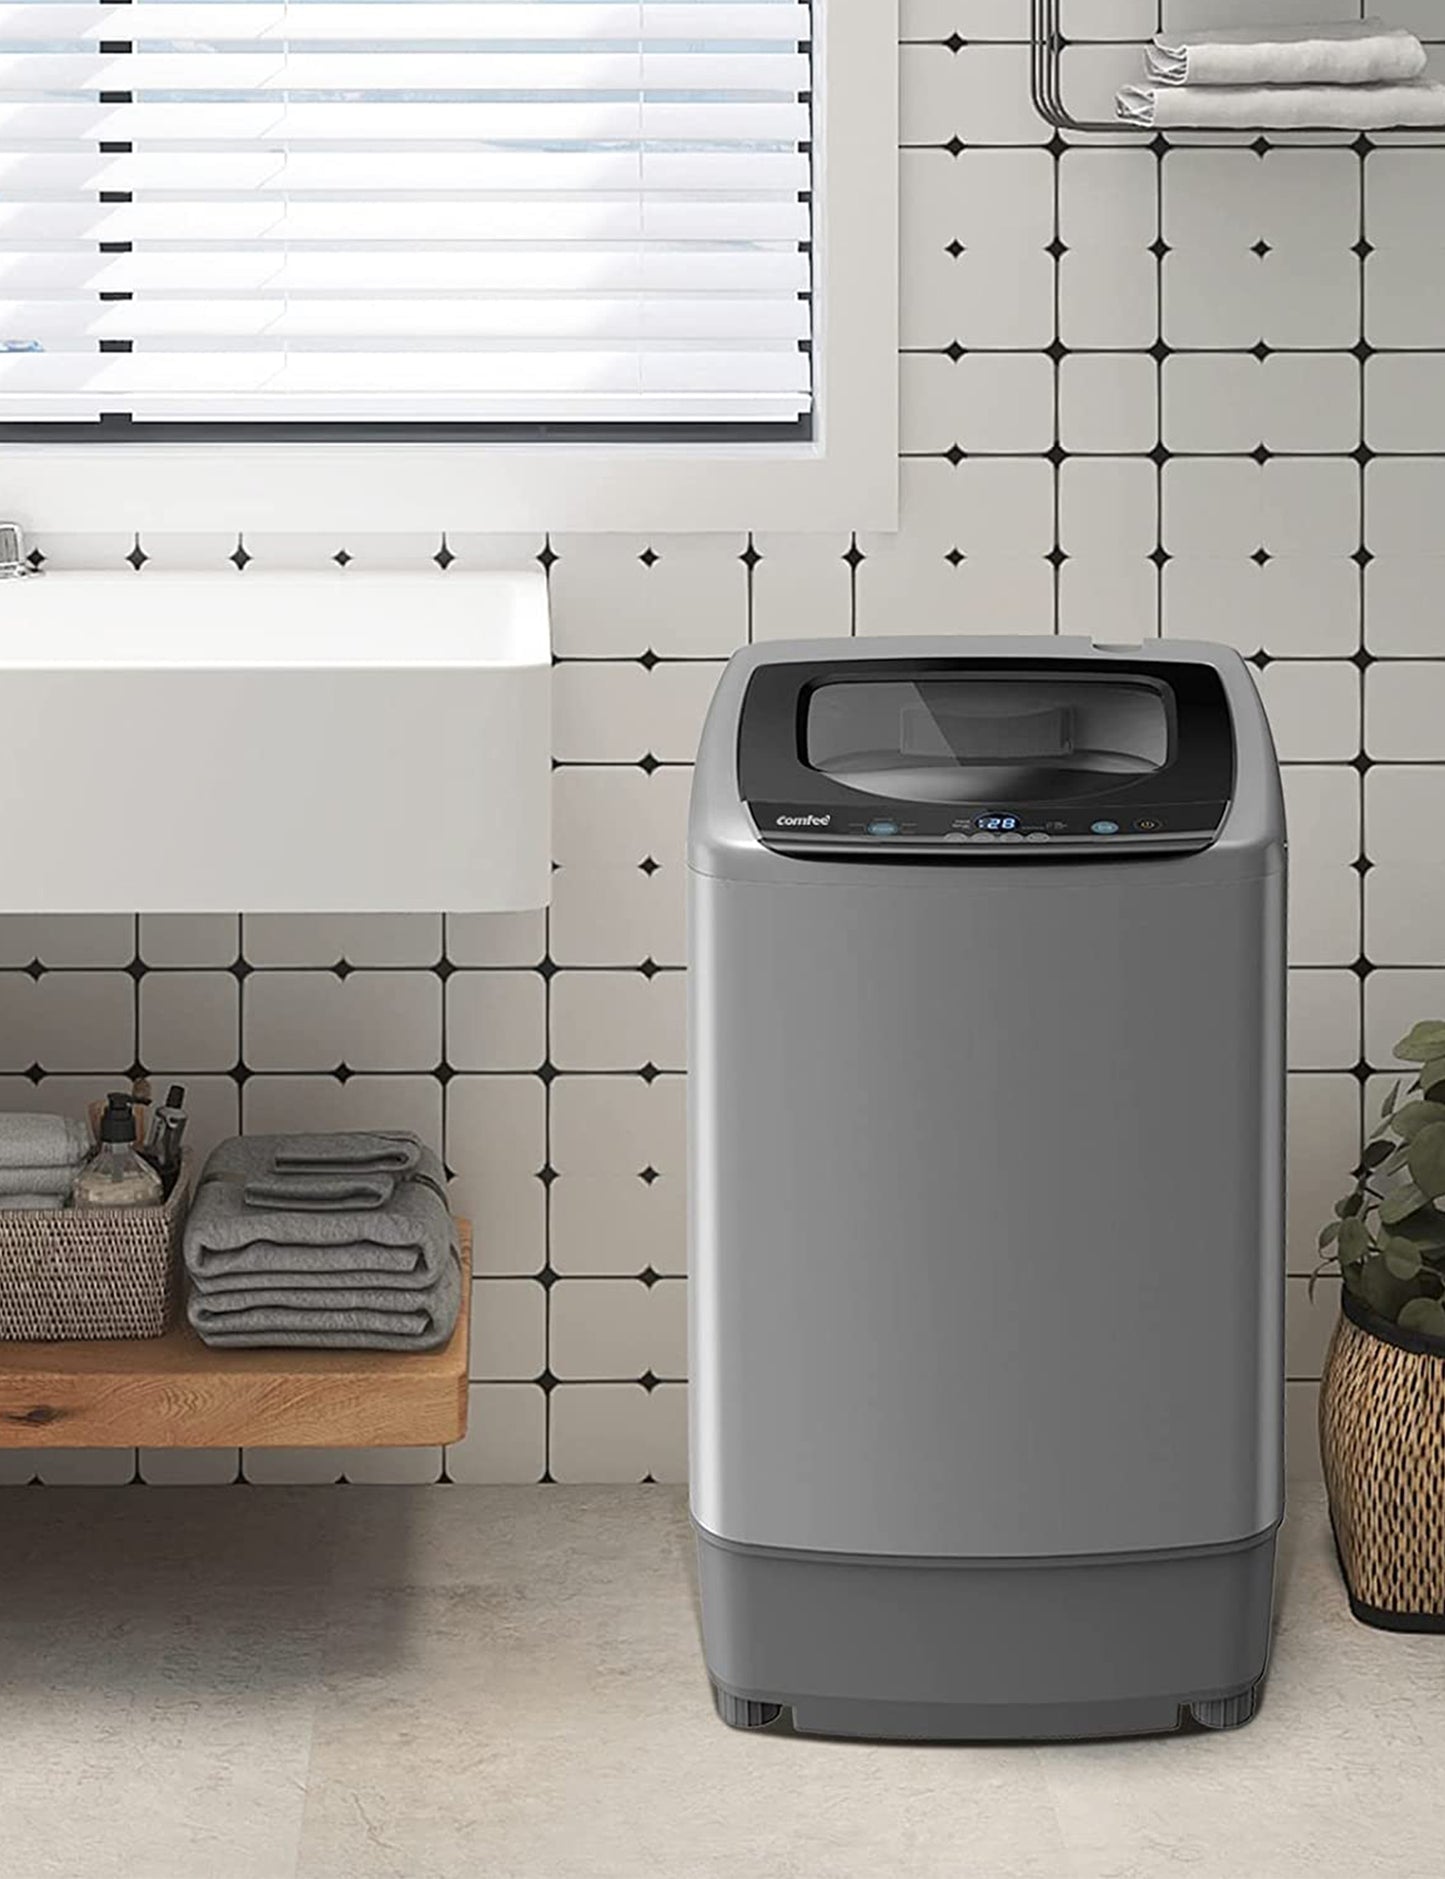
[737,655,1235,857]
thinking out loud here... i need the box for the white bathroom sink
[0,570,551,913]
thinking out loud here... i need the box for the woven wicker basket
[1319,1285,1445,1632]
[0,1157,190,1342]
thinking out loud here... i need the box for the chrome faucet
[0,522,35,578]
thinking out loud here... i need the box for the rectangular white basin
[0,570,551,913]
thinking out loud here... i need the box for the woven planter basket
[0,1158,190,1342]
[1319,1285,1445,1632]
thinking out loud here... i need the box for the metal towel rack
[1029,0,1445,137]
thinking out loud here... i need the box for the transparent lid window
[805,678,1170,803]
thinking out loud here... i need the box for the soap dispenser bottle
[73,1094,165,1210]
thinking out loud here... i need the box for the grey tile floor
[0,1480,1434,1879]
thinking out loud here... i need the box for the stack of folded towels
[1116,16,1445,128]
[0,1114,92,1212]
[184,1130,461,1351]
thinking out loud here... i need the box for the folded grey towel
[0,1164,80,1198]
[1146,19,1426,88]
[0,1193,65,1212]
[0,1113,90,1171]
[1117,78,1445,129]
[242,1171,397,1212]
[272,1131,422,1175]
[187,1247,461,1351]
[185,1133,452,1288]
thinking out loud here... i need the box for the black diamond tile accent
[333,548,352,567]
[230,537,251,571]
[1352,443,1375,466]
[1251,445,1272,465]
[1351,648,1374,671]
[640,1063,660,1083]
[536,541,559,572]
[943,340,965,362]
[126,956,147,982]
[26,548,45,571]
[231,1063,251,1086]
[639,1165,660,1185]
[1352,956,1373,979]
[944,239,965,259]
[1149,545,1172,569]
[943,136,964,157]
[537,1062,558,1085]
[537,955,558,981]
[538,1164,558,1186]
[638,649,660,670]
[1353,238,1374,260]
[638,957,660,979]
[739,540,762,571]
[1352,340,1375,363]
[1046,545,1068,569]
[1353,547,1374,568]
[639,856,660,875]
[1352,855,1374,875]
[945,547,964,567]
[334,1062,353,1083]
[639,1370,660,1392]
[23,958,44,981]
[639,752,660,774]
[638,547,659,568]
[126,536,148,570]
[229,957,253,981]
[1351,754,1374,774]
[640,1267,660,1288]
[943,33,964,53]
[1252,548,1272,566]
[333,958,353,979]
[1148,340,1171,364]
[24,1063,44,1086]
[943,444,966,466]
[842,540,865,570]
[433,957,456,981]
[1045,236,1067,261]
[434,538,455,570]
[433,1063,455,1085]
[1251,239,1271,258]
[1149,238,1171,260]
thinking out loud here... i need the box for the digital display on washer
[736,656,1236,859]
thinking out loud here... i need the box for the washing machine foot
[712,1685,784,1730]
[1188,1684,1259,1731]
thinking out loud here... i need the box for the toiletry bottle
[73,1093,165,1210]
[142,1084,187,1185]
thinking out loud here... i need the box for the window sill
[0,433,898,536]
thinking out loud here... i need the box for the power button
[1134,817,1163,833]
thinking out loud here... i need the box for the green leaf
[1359,1259,1411,1318]
[1361,1137,1396,1168]
[1335,1190,1365,1218]
[1338,1216,1370,1265]
[1383,1080,1402,1119]
[1383,1238,1424,1281]
[1408,1122,1445,1200]
[1398,1297,1445,1339]
[1422,1059,1445,1100]
[1381,1183,1431,1225]
[1394,1021,1445,1062]
[1384,1212,1445,1251]
[1379,1143,1413,1178]
[1386,1101,1445,1143]
[1318,1220,1342,1248]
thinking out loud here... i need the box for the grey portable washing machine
[687,636,1286,1742]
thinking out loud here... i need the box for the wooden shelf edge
[0,1223,471,1451]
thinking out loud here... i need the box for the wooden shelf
[0,1223,470,1450]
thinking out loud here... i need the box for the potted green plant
[1316,1020,1445,1630]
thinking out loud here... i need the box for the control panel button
[867,819,899,836]
[1134,817,1163,832]
[1091,820,1120,835]
[999,831,1025,842]
[943,831,973,842]
[1025,832,1050,842]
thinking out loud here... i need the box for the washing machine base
[696,1522,1276,1742]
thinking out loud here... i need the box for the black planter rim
[1341,1282,1445,1360]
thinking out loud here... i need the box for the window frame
[0,0,899,534]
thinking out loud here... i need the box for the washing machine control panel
[750,802,1228,858]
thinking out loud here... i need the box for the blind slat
[0,3,811,42]
[1,297,812,341]
[0,0,813,431]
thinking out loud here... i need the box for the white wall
[5,0,1437,1484]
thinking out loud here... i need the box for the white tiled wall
[3,5,1434,1487]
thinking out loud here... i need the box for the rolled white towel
[1117,78,1445,130]
[1146,18,1426,88]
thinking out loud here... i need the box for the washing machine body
[687,636,1286,1740]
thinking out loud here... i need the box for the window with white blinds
[0,1,813,434]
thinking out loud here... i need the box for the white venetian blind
[0,0,812,428]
